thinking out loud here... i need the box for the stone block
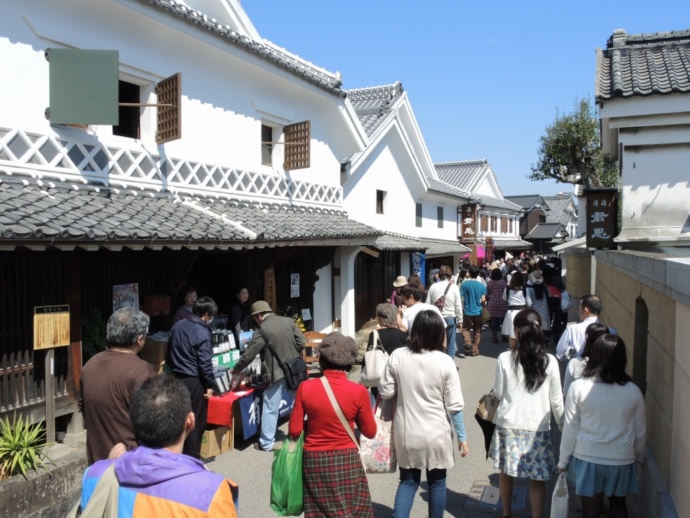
[645,390,673,485]
[675,304,690,378]
[646,342,675,419]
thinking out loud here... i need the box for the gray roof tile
[434,160,490,193]
[596,28,690,100]
[504,195,545,210]
[542,194,577,226]
[526,223,567,240]
[347,82,405,137]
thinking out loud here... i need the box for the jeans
[259,378,288,451]
[444,316,457,357]
[393,467,447,518]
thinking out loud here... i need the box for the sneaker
[253,442,273,452]
[455,351,466,358]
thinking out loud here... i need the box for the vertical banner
[585,189,618,249]
[411,252,425,286]
[264,267,277,310]
[460,203,477,244]
[485,236,495,264]
[290,273,300,298]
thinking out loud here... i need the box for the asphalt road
[209,327,583,517]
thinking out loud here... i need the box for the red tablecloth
[207,389,254,427]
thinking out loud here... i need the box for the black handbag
[259,329,308,390]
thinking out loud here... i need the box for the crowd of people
[76,254,646,518]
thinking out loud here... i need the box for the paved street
[209,328,571,517]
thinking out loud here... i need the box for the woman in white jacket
[379,310,469,518]
[490,308,564,518]
[558,334,646,518]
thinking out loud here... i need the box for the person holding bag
[378,310,469,518]
[362,303,408,395]
[288,332,376,518]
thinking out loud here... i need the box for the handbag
[259,329,308,390]
[550,472,569,518]
[320,377,366,470]
[67,463,119,518]
[359,396,397,473]
[270,432,305,516]
[475,389,500,460]
[433,282,452,311]
[360,330,388,387]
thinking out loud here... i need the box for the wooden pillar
[64,252,84,447]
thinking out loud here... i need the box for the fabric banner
[411,252,425,286]
[238,387,295,440]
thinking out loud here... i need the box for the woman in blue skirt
[490,308,564,518]
[558,334,646,518]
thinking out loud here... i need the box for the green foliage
[530,98,618,188]
[0,414,51,479]
[81,308,107,362]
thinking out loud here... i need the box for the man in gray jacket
[231,300,305,451]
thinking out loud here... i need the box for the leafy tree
[530,98,618,188]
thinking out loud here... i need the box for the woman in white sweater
[558,334,646,518]
[379,310,469,518]
[490,308,564,518]
[562,322,608,398]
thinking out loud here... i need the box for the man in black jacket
[167,296,219,459]
[232,301,305,452]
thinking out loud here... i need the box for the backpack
[434,282,452,311]
[560,290,573,312]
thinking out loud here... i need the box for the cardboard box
[200,426,230,459]
[139,338,168,363]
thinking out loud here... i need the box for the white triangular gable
[178,0,260,39]
[472,164,505,199]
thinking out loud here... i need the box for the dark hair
[509,272,524,290]
[583,334,632,385]
[530,283,546,300]
[582,323,608,358]
[439,265,453,279]
[490,268,503,281]
[106,308,150,349]
[130,375,192,448]
[580,294,602,315]
[193,296,218,317]
[408,273,422,287]
[180,284,197,298]
[512,309,548,393]
[459,268,468,280]
[400,284,425,302]
[408,311,445,353]
[468,265,480,279]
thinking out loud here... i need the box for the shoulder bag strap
[79,463,119,518]
[320,377,360,452]
[443,282,452,297]
[371,329,381,352]
[258,328,283,364]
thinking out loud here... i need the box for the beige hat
[250,300,273,315]
[392,275,408,288]
[529,271,544,284]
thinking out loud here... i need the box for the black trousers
[176,376,207,459]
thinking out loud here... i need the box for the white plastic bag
[550,472,569,518]
[360,330,388,387]
[560,290,572,312]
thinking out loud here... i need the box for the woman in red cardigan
[288,332,377,518]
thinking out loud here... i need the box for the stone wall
[562,251,590,298]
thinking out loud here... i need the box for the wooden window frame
[261,124,273,166]
[156,73,181,144]
[283,120,310,170]
[501,216,507,233]
[480,214,488,232]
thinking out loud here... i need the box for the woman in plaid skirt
[288,332,376,517]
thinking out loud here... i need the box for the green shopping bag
[270,432,304,516]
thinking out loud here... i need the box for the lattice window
[156,73,181,144]
[283,120,310,170]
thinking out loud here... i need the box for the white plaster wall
[312,263,333,333]
[671,302,690,518]
[1,0,358,187]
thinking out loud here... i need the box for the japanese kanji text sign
[585,188,618,249]
[459,203,477,244]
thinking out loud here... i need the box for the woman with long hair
[558,335,646,518]
[379,310,469,518]
[562,322,608,398]
[289,332,376,517]
[490,309,564,518]
[525,270,551,343]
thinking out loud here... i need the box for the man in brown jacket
[232,301,305,452]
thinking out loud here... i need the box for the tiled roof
[596,28,690,100]
[0,178,381,250]
[492,238,533,250]
[434,160,489,193]
[543,195,577,226]
[504,195,544,210]
[525,223,567,240]
[477,195,523,212]
[426,178,471,198]
[372,233,426,252]
[145,0,344,96]
[422,238,471,257]
[347,82,404,137]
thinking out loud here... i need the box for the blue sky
[243,1,688,197]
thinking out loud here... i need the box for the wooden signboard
[264,267,277,311]
[33,305,70,350]
[585,188,618,249]
[485,236,495,264]
[459,203,477,244]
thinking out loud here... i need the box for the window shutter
[480,214,488,232]
[156,73,181,144]
[283,120,310,170]
[501,217,507,233]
